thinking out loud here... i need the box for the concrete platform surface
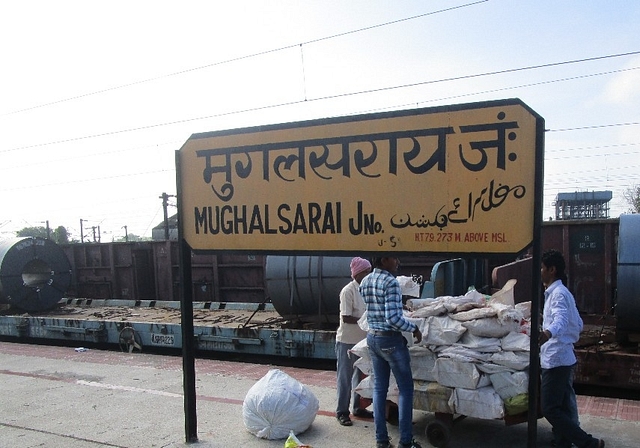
[1,341,638,448]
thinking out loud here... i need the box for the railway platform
[1,341,638,448]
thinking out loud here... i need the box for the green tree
[52,226,70,243]
[16,226,48,239]
[622,184,640,213]
[113,233,149,242]
[16,225,70,244]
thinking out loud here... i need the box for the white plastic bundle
[409,345,438,381]
[462,317,520,338]
[489,370,529,400]
[501,331,531,352]
[421,315,467,346]
[242,369,319,439]
[489,351,530,371]
[449,386,504,420]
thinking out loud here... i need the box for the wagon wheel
[119,327,142,353]
[426,419,451,448]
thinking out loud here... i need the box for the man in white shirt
[539,249,604,448]
[335,257,373,426]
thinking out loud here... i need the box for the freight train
[1,216,639,390]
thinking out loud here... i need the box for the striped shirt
[359,267,417,333]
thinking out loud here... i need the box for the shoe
[376,441,393,448]
[353,408,374,419]
[337,413,352,426]
[398,438,423,448]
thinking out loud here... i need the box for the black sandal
[337,414,353,426]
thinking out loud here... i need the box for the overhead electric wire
[547,122,640,132]
[1,0,488,117]
[3,49,639,155]
[354,66,640,114]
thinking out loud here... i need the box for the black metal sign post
[176,151,198,443]
[527,112,545,448]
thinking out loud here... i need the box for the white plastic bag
[462,317,519,338]
[421,315,467,346]
[243,369,319,439]
[397,275,421,298]
[501,331,531,352]
[489,370,529,400]
[449,386,504,420]
[357,310,369,332]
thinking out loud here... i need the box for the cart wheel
[426,420,451,447]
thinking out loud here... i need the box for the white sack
[404,315,427,346]
[349,338,370,361]
[457,332,502,352]
[462,317,520,338]
[489,279,516,307]
[450,386,504,420]
[493,303,525,326]
[434,357,482,389]
[477,374,492,388]
[489,351,530,371]
[516,301,532,319]
[442,289,487,313]
[357,311,369,332]
[449,306,497,322]
[501,332,531,352]
[489,371,529,400]
[353,356,374,376]
[409,300,447,318]
[413,381,454,414]
[242,369,319,439]
[397,275,421,298]
[439,346,492,363]
[406,298,437,311]
[355,374,399,404]
[422,315,467,346]
[476,362,516,375]
[354,375,374,400]
[409,345,437,381]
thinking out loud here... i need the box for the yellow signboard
[177,99,544,254]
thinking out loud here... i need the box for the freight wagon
[1,216,639,391]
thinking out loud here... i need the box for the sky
[1,0,639,241]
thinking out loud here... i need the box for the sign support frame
[176,150,198,443]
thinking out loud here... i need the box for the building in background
[152,214,178,241]
[554,191,613,220]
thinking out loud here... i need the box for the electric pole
[160,192,176,240]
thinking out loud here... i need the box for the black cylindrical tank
[616,214,640,332]
[0,237,72,311]
[265,256,352,319]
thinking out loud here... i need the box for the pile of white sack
[352,280,532,420]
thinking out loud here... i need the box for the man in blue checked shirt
[359,256,423,448]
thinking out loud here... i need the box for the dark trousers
[541,364,598,448]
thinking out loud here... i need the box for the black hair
[541,249,567,284]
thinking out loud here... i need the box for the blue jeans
[367,333,414,446]
[335,341,362,416]
[541,364,598,448]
